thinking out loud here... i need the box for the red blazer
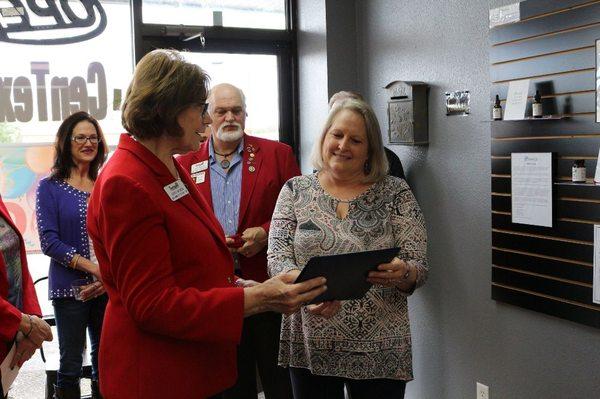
[87,134,244,399]
[0,197,41,364]
[178,134,301,282]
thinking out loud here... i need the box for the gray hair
[312,98,388,183]
[328,90,364,109]
[207,83,247,112]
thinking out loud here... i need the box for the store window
[0,0,134,145]
[0,0,133,253]
[182,52,280,141]
[142,0,286,30]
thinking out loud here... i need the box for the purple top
[36,177,95,299]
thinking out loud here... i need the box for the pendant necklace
[214,148,237,169]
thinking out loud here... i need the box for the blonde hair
[328,90,364,109]
[312,99,388,183]
[122,49,209,139]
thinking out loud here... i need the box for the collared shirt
[209,137,244,237]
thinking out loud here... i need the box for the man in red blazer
[178,83,300,399]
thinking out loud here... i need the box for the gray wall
[297,0,328,172]
[297,0,600,398]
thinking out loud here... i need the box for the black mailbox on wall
[384,80,429,145]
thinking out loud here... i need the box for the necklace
[214,148,237,169]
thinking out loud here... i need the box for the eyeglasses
[201,102,209,117]
[213,106,244,118]
[71,135,99,144]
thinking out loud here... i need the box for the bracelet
[24,314,33,337]
[70,254,81,270]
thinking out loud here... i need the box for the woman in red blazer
[86,49,327,399]
[0,196,52,398]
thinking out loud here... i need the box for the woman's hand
[367,257,415,289]
[10,335,37,369]
[235,278,260,288]
[79,281,106,301]
[236,227,268,258]
[19,314,53,346]
[307,300,341,318]
[243,270,326,316]
[12,315,53,368]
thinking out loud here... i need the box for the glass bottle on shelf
[492,94,502,120]
[572,159,586,183]
[532,90,543,118]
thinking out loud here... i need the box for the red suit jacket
[0,197,41,364]
[178,134,301,282]
[87,134,244,399]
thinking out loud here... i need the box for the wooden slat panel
[493,267,592,302]
[490,117,600,139]
[488,93,593,116]
[492,70,595,96]
[492,285,600,329]
[493,248,592,283]
[491,178,600,200]
[490,0,600,44]
[490,48,594,82]
[492,136,600,157]
[492,195,600,222]
[491,23,600,64]
[490,0,600,328]
[519,0,599,21]
[498,92,595,116]
[492,158,598,178]
[493,231,592,262]
[492,212,594,241]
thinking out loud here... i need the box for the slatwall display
[490,0,600,328]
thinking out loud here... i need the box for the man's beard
[216,122,244,142]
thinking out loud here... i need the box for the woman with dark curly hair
[36,111,108,399]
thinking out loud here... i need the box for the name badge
[194,172,206,184]
[163,180,189,201]
[191,160,208,174]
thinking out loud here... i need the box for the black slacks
[219,312,292,399]
[289,367,406,399]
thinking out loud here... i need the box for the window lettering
[0,61,108,123]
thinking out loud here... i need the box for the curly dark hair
[50,111,108,181]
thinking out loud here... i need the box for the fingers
[279,270,301,283]
[79,282,105,301]
[11,339,37,369]
[10,347,20,369]
[290,276,326,293]
[307,301,341,318]
[17,346,36,368]
[289,283,327,312]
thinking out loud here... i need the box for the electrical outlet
[476,382,489,399]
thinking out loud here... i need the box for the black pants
[289,367,406,399]
[220,312,292,399]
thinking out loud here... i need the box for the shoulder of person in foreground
[176,140,209,170]
[88,171,245,343]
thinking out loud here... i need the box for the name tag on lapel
[194,172,206,184]
[191,160,208,174]
[164,180,189,201]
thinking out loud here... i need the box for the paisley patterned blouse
[267,173,428,380]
